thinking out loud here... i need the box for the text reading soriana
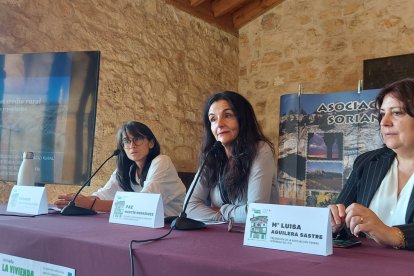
[316,100,377,125]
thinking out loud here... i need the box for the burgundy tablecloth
[0,207,413,276]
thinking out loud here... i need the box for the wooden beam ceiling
[189,0,206,6]
[166,0,285,36]
[212,0,250,17]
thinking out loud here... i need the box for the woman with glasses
[55,121,186,216]
[186,91,279,223]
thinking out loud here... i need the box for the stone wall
[3,0,414,206]
[239,0,414,155]
[0,0,238,204]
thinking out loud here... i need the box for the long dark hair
[199,91,274,202]
[375,78,414,123]
[115,121,161,191]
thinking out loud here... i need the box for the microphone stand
[172,141,221,230]
[60,150,120,216]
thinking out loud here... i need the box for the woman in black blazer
[330,78,414,250]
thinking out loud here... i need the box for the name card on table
[7,186,48,215]
[109,191,164,228]
[244,203,332,256]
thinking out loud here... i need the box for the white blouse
[369,159,414,226]
[92,155,186,217]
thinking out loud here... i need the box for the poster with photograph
[277,89,383,206]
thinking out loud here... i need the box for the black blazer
[336,146,414,250]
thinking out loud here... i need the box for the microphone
[171,141,222,230]
[60,149,120,216]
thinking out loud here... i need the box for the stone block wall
[0,0,238,203]
[238,0,414,156]
[2,0,414,205]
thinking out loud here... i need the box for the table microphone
[60,149,120,216]
[171,141,222,230]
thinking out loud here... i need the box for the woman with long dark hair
[55,121,186,216]
[186,91,279,223]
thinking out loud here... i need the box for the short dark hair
[115,121,160,190]
[375,78,414,122]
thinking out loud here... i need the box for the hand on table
[330,203,403,247]
[54,194,94,209]
[211,206,221,212]
[328,203,346,234]
[344,203,401,247]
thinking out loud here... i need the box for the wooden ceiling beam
[166,0,285,35]
[233,0,284,29]
[190,0,207,7]
[211,0,250,17]
[166,0,238,36]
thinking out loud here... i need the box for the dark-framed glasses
[122,136,145,148]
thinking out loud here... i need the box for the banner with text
[277,89,383,206]
[0,253,75,276]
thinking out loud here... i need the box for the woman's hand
[54,193,75,209]
[211,206,221,212]
[345,203,402,247]
[328,204,346,234]
[54,194,95,209]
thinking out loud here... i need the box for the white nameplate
[7,186,48,215]
[109,191,164,228]
[244,203,332,256]
[0,253,75,276]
